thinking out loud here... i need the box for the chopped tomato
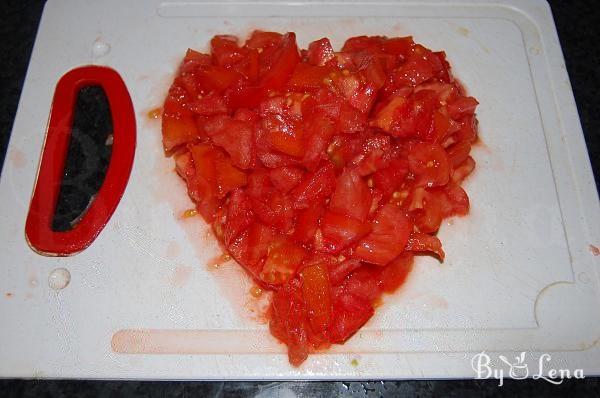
[162,31,479,366]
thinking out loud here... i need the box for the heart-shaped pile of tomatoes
[162,31,478,365]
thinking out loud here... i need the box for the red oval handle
[25,66,136,256]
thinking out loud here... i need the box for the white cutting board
[0,0,599,379]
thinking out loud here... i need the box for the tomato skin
[354,204,411,266]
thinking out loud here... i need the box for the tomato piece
[163,84,193,118]
[355,134,392,176]
[271,278,309,366]
[162,114,198,152]
[269,166,304,193]
[226,84,266,109]
[328,258,362,286]
[452,156,475,184]
[343,265,383,303]
[409,188,443,233]
[444,183,470,215]
[381,36,414,58]
[251,191,295,232]
[307,38,335,66]
[301,262,332,333]
[302,113,336,171]
[364,56,388,89]
[329,168,372,221]
[447,96,479,120]
[180,48,212,75]
[293,202,325,244]
[197,65,242,92]
[267,129,305,158]
[222,189,253,246]
[288,63,335,92]
[341,35,384,52]
[246,168,273,198]
[338,102,367,134]
[188,94,228,116]
[394,52,435,86]
[290,162,336,209]
[245,30,283,50]
[203,115,255,169]
[211,35,245,67]
[261,236,307,285]
[354,204,411,266]
[408,142,450,187]
[446,140,472,167]
[214,154,247,199]
[260,32,301,92]
[372,158,409,199]
[189,144,220,221]
[320,210,372,254]
[405,232,445,261]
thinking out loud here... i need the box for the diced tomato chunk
[290,162,336,209]
[354,204,411,266]
[301,262,332,332]
[307,38,335,66]
[162,115,198,152]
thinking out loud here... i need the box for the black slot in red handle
[25,66,136,256]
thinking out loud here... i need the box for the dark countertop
[0,0,598,396]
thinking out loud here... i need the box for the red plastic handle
[25,66,136,256]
